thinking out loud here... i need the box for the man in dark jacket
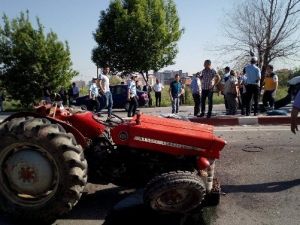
[169,74,183,114]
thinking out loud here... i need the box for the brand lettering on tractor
[134,136,203,151]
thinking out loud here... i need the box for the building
[154,70,189,85]
[136,74,156,87]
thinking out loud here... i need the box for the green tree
[0,11,78,107]
[92,0,183,80]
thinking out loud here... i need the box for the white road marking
[215,126,290,132]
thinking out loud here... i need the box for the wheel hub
[158,189,188,206]
[18,166,37,183]
[4,148,54,196]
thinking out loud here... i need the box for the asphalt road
[0,111,299,225]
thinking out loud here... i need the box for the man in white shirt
[99,66,113,119]
[153,79,164,107]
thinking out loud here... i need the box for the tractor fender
[3,112,88,148]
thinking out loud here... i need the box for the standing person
[224,70,239,115]
[43,83,52,103]
[143,84,152,107]
[59,87,68,105]
[179,82,185,105]
[169,74,183,114]
[99,66,113,120]
[222,66,231,113]
[127,74,139,117]
[190,73,201,116]
[244,57,261,116]
[291,90,300,134]
[89,77,100,112]
[199,60,221,118]
[68,85,73,105]
[153,79,164,107]
[72,82,80,99]
[238,68,247,115]
[262,65,278,111]
[0,90,5,112]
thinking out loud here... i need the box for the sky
[1,0,299,82]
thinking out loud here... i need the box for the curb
[189,116,299,126]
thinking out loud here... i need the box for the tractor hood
[111,114,226,159]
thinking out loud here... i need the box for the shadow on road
[103,206,211,225]
[0,186,218,225]
[222,179,300,193]
[102,189,216,225]
[0,186,128,225]
[61,186,130,220]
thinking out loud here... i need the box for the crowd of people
[1,61,300,133]
[0,58,281,120]
[186,57,279,118]
[88,66,167,118]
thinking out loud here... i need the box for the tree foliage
[222,0,300,75]
[0,11,78,106]
[92,0,183,77]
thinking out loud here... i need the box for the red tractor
[0,101,226,223]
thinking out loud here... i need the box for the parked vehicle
[0,100,226,223]
[73,84,149,111]
[275,76,300,109]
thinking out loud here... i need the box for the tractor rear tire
[143,171,206,213]
[0,117,87,223]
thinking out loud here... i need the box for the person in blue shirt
[244,57,261,116]
[169,74,183,114]
[127,74,139,117]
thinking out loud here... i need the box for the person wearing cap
[127,74,139,117]
[244,57,261,116]
[199,60,221,118]
[89,77,100,112]
[190,73,201,116]
[99,66,113,119]
[291,90,300,134]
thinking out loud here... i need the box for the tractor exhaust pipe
[206,160,215,192]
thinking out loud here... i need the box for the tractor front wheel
[143,171,206,213]
[0,117,87,223]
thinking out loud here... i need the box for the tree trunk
[140,71,149,85]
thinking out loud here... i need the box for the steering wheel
[106,113,124,125]
[93,112,124,126]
